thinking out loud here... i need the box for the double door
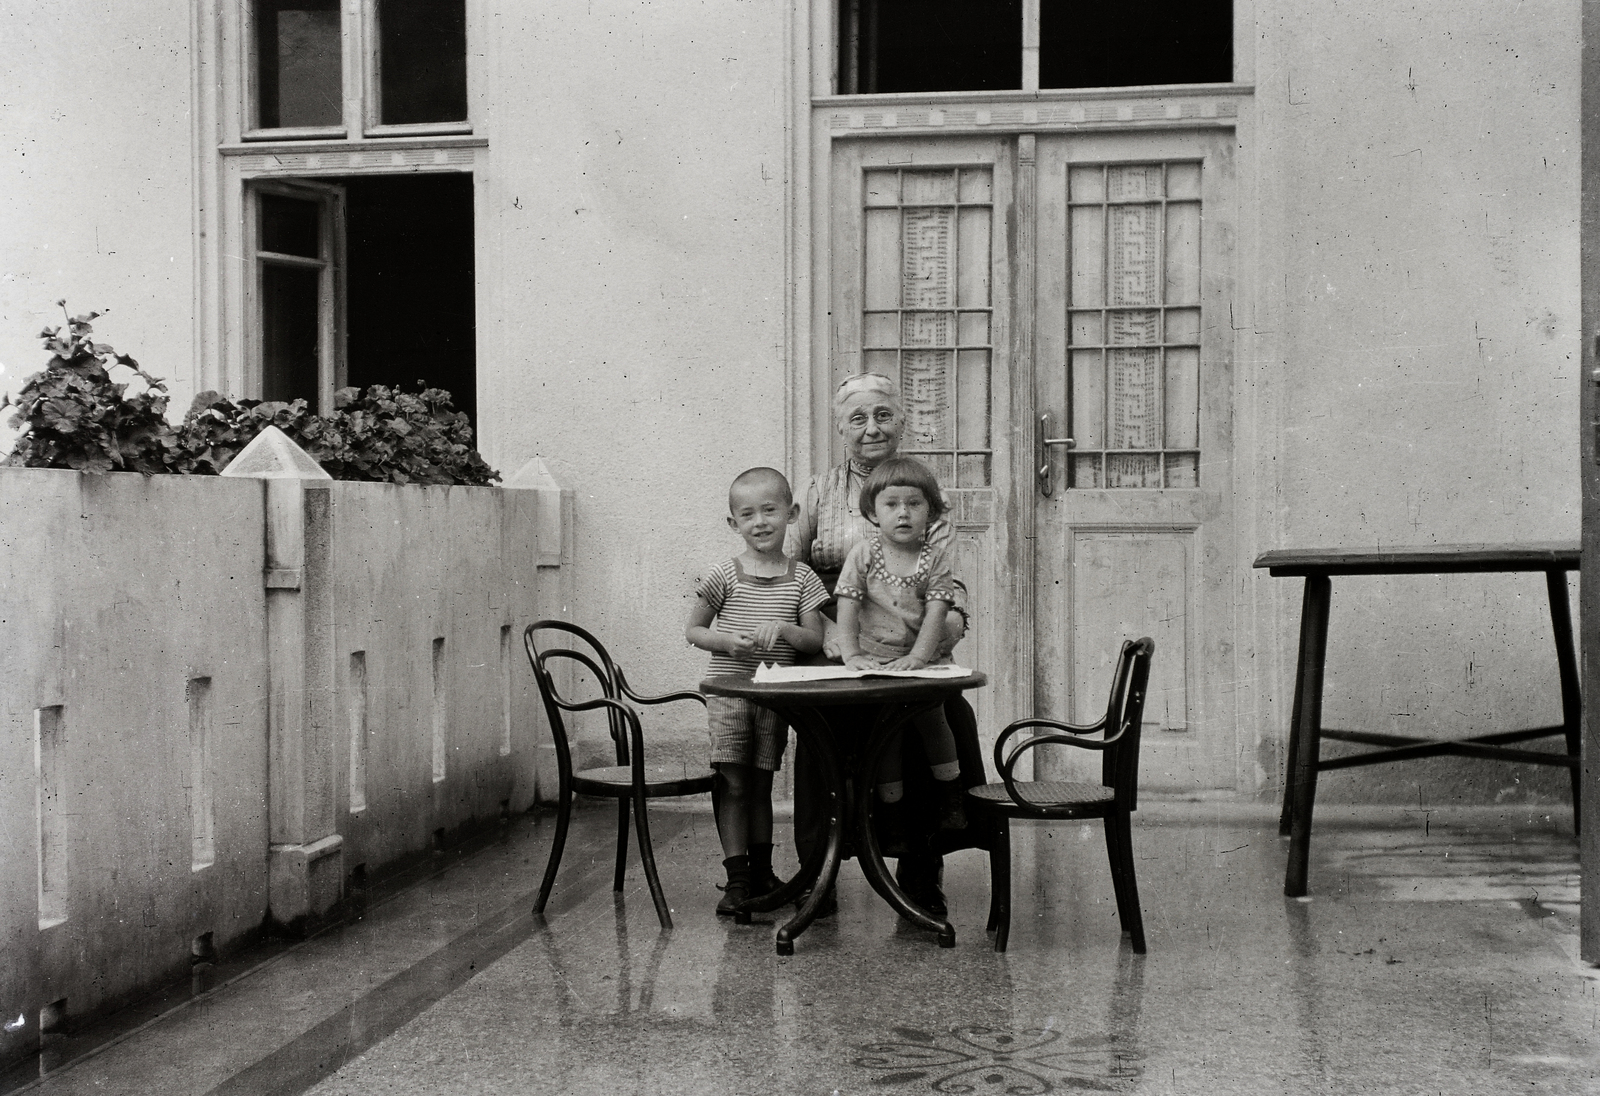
[829,128,1238,788]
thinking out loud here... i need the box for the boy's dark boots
[748,842,783,897]
[935,777,969,831]
[717,855,753,920]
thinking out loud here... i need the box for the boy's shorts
[706,696,788,771]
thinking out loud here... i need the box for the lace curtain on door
[861,168,994,488]
[1067,162,1202,488]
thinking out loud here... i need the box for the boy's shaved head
[729,466,793,511]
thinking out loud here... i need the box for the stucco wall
[0,1,199,426]
[0,469,270,1067]
[1246,3,1582,803]
[329,481,544,871]
[0,464,559,1065]
[475,1,792,729]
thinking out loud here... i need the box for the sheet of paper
[752,663,972,683]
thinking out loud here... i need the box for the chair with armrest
[966,637,1154,953]
[524,620,717,930]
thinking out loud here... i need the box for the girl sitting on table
[834,457,967,834]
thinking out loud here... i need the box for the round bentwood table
[699,670,988,955]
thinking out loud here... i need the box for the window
[252,183,343,408]
[249,174,477,420]
[838,0,1231,94]
[249,0,469,139]
[840,0,1021,95]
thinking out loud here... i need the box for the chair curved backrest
[991,636,1154,812]
[524,620,634,785]
[1104,637,1155,810]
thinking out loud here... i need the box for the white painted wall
[475,1,793,751]
[1243,3,1581,803]
[0,1,200,425]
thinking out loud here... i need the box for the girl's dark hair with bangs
[858,457,946,524]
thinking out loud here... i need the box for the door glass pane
[1067,159,1204,488]
[857,167,995,486]
[261,264,322,404]
[378,0,468,125]
[256,0,341,129]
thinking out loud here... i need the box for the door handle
[1037,411,1075,497]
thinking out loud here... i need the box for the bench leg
[1285,574,1331,898]
[1278,579,1316,836]
[1546,569,1582,835]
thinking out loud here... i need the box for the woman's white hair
[832,371,903,426]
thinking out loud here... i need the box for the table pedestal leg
[1285,574,1331,898]
[773,707,845,955]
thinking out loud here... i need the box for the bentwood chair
[967,637,1155,953]
[525,620,717,929]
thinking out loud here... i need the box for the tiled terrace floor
[9,797,1596,1095]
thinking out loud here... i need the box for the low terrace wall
[0,437,572,1068]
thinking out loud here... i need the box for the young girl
[833,457,966,831]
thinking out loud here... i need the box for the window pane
[1039,0,1232,90]
[839,0,1021,94]
[379,0,468,125]
[256,0,341,129]
[261,263,321,404]
[260,194,321,258]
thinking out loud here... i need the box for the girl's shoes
[935,778,968,831]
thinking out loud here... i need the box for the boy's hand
[882,655,928,671]
[751,621,786,651]
[844,655,876,671]
[726,632,758,656]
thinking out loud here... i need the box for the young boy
[686,467,828,915]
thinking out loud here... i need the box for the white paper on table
[752,663,972,683]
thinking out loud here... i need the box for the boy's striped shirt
[696,558,829,676]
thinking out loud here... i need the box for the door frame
[801,27,1256,770]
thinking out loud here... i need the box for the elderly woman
[785,373,983,916]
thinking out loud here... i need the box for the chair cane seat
[968,780,1115,812]
[574,764,716,798]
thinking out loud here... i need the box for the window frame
[243,0,472,142]
[246,179,347,413]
